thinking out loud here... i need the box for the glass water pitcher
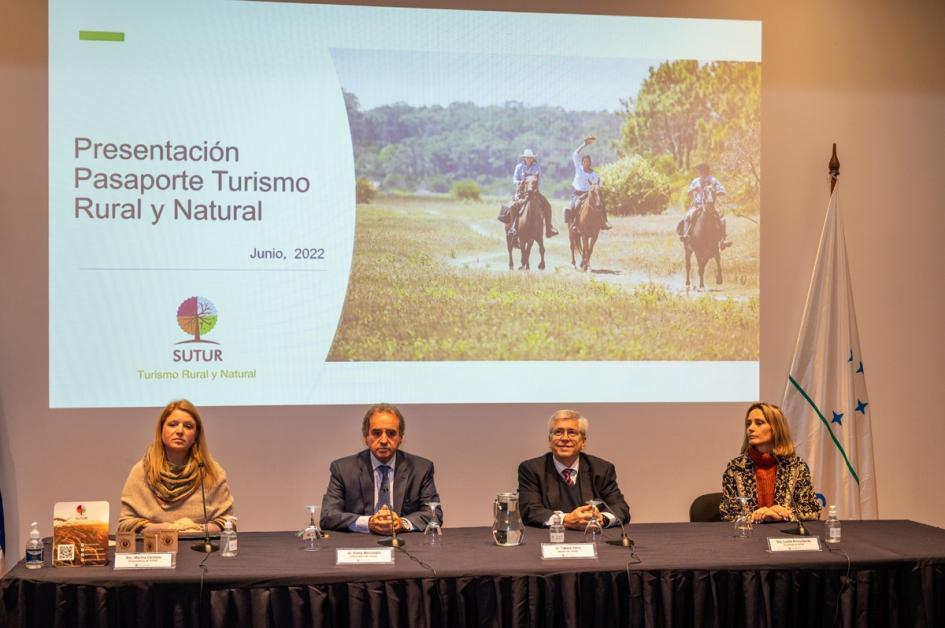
[492,492,525,547]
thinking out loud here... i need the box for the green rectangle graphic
[78,31,125,42]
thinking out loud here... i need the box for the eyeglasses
[551,428,583,439]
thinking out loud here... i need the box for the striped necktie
[562,468,575,487]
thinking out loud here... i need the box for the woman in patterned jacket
[720,402,821,522]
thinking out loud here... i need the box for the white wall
[2,0,943,568]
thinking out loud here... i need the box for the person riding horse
[679,163,731,250]
[565,137,612,232]
[506,149,557,238]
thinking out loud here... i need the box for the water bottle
[220,517,238,557]
[25,521,44,569]
[825,505,841,544]
[549,512,565,543]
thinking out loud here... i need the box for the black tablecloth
[3,520,945,627]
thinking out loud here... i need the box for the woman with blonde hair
[720,402,821,522]
[118,400,234,534]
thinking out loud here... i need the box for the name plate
[114,552,176,569]
[540,543,598,560]
[336,548,395,565]
[767,537,822,552]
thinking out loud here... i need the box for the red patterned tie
[562,469,575,487]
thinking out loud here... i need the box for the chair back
[689,492,723,522]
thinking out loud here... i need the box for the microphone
[598,499,633,549]
[190,461,219,553]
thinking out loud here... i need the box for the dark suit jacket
[517,452,630,527]
[320,450,442,532]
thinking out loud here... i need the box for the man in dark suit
[321,403,442,534]
[518,409,630,528]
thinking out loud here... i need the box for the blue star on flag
[856,361,864,373]
[855,399,869,414]
[831,411,843,425]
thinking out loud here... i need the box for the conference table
[2,520,944,628]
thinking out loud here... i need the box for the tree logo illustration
[175,296,220,345]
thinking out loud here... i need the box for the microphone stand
[378,506,404,548]
[191,462,219,553]
[600,500,634,548]
[781,503,809,537]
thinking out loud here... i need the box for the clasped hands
[369,505,407,535]
[168,517,203,532]
[751,505,793,523]
[562,505,605,530]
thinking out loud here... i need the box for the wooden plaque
[143,533,158,553]
[115,532,136,553]
[158,530,179,553]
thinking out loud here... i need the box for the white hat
[521,149,537,159]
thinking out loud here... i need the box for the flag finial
[829,144,840,192]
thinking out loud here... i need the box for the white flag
[781,181,877,519]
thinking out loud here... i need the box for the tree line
[346,59,760,214]
[344,93,621,198]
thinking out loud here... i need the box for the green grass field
[327,195,759,361]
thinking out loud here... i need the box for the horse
[683,206,723,289]
[505,175,546,271]
[569,183,604,272]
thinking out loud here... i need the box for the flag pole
[782,139,877,519]
[829,143,839,193]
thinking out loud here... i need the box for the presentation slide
[49,0,761,407]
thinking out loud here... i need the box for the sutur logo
[175,296,220,345]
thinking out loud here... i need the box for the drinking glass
[584,499,604,543]
[423,501,442,546]
[733,497,752,539]
[301,505,321,551]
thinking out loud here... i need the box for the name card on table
[766,537,822,552]
[540,543,598,560]
[114,552,176,570]
[336,548,395,565]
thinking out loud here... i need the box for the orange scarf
[749,447,777,508]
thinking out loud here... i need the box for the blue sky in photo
[331,49,663,112]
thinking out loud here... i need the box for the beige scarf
[145,451,201,504]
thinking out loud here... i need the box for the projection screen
[49,0,761,407]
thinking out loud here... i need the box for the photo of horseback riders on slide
[677,163,733,288]
[498,148,557,270]
[328,48,759,362]
[501,137,614,271]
